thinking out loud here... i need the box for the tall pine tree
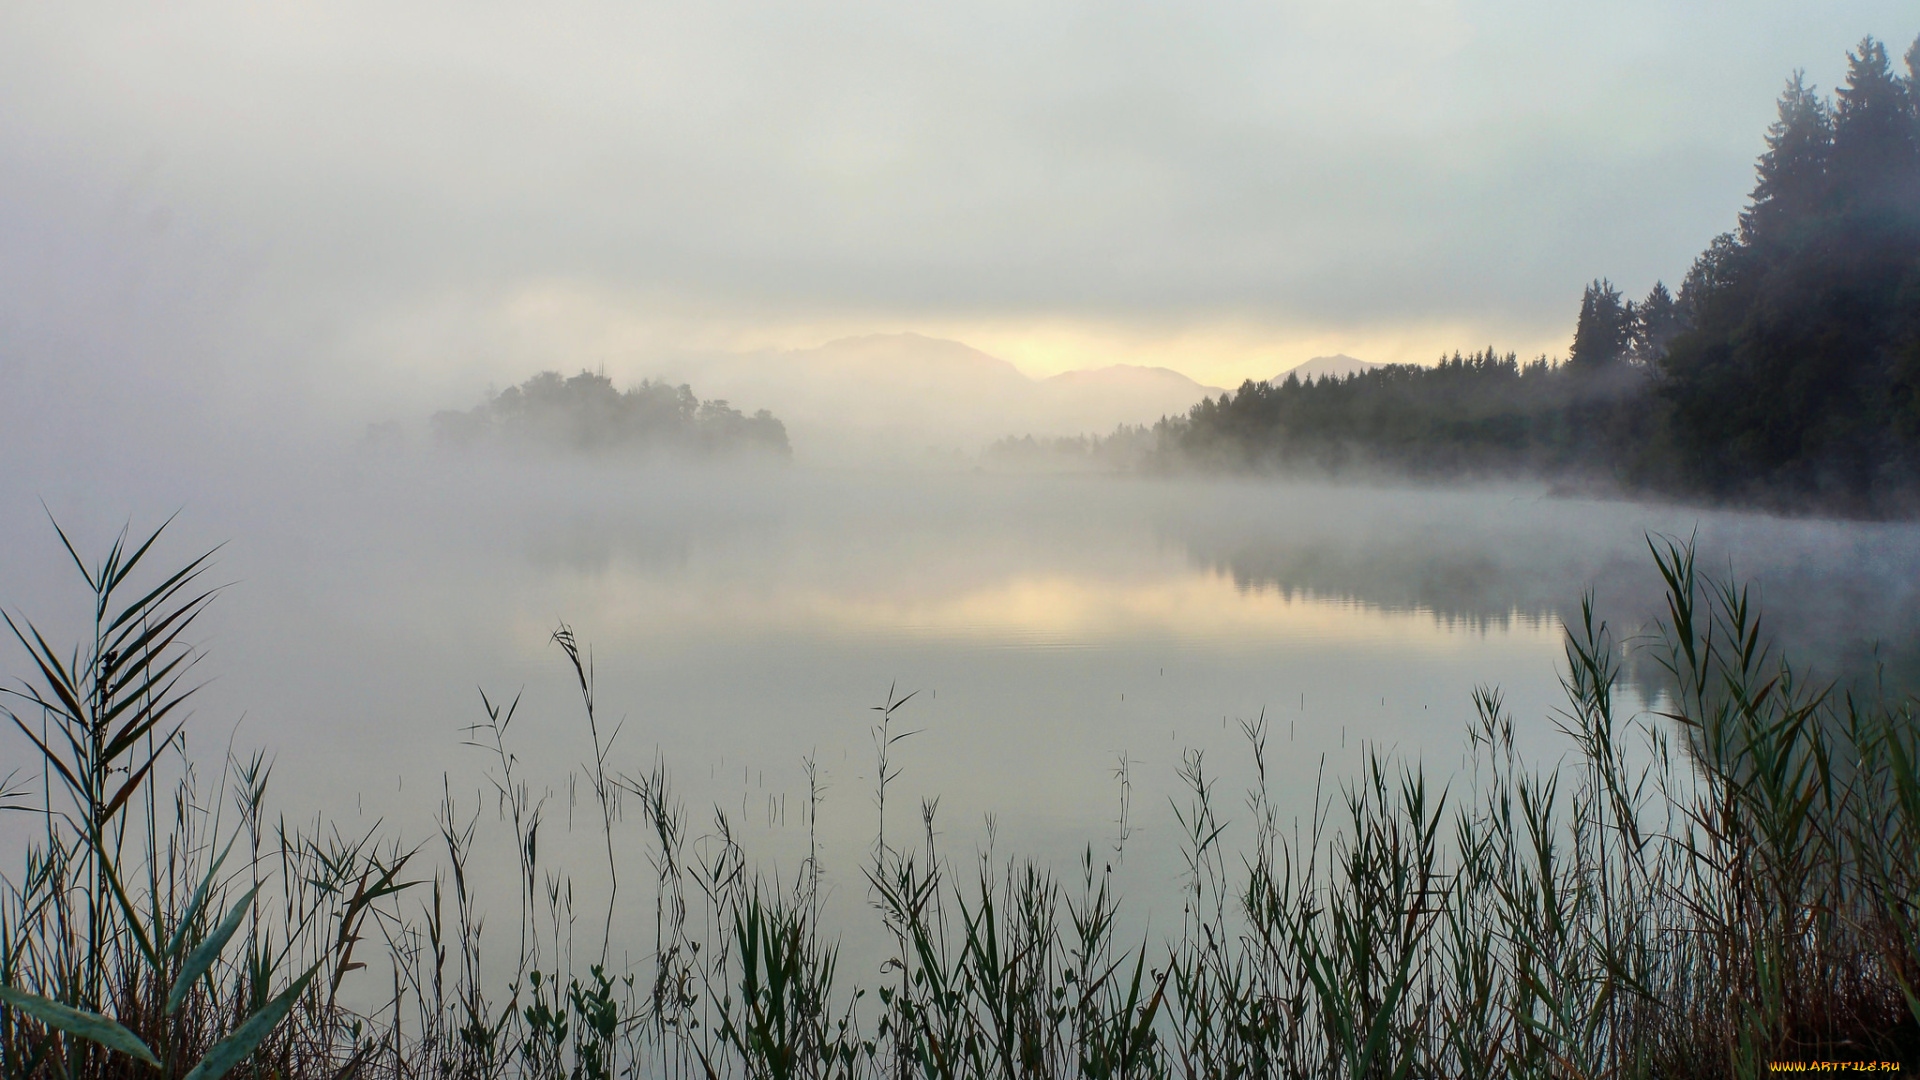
[1831,37,1920,214]
[1569,279,1633,368]
[1660,34,1920,508]
[1740,71,1832,245]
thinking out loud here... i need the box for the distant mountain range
[1270,354,1382,384]
[644,333,1225,464]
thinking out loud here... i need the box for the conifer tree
[1569,279,1632,368]
[1831,36,1919,214]
[1740,71,1832,244]
[1633,282,1685,363]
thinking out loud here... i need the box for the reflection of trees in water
[1195,544,1562,633]
[1175,523,1920,697]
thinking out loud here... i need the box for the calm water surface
[8,455,1919,970]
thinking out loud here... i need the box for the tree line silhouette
[1163,34,1920,515]
[432,369,791,458]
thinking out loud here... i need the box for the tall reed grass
[2,520,1916,1078]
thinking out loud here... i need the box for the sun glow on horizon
[402,281,1572,394]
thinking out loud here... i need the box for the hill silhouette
[1271,355,1382,383]
[647,333,1222,463]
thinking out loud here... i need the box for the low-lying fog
[6,440,1917,974]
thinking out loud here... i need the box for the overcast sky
[2,1,1915,422]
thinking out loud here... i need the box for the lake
[7,452,1920,977]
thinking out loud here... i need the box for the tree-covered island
[432,369,791,459]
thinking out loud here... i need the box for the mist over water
[6,446,1917,973]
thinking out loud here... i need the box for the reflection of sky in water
[5,459,1916,976]
[526,566,1559,651]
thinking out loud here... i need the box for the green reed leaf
[182,961,321,1080]
[167,835,239,961]
[0,984,160,1068]
[169,885,259,1015]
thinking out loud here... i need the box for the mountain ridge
[641,333,1224,463]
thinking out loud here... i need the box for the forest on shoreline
[1150,36,1920,517]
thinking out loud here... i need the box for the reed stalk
[3,519,1915,1077]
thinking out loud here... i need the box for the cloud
[1,0,1913,414]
